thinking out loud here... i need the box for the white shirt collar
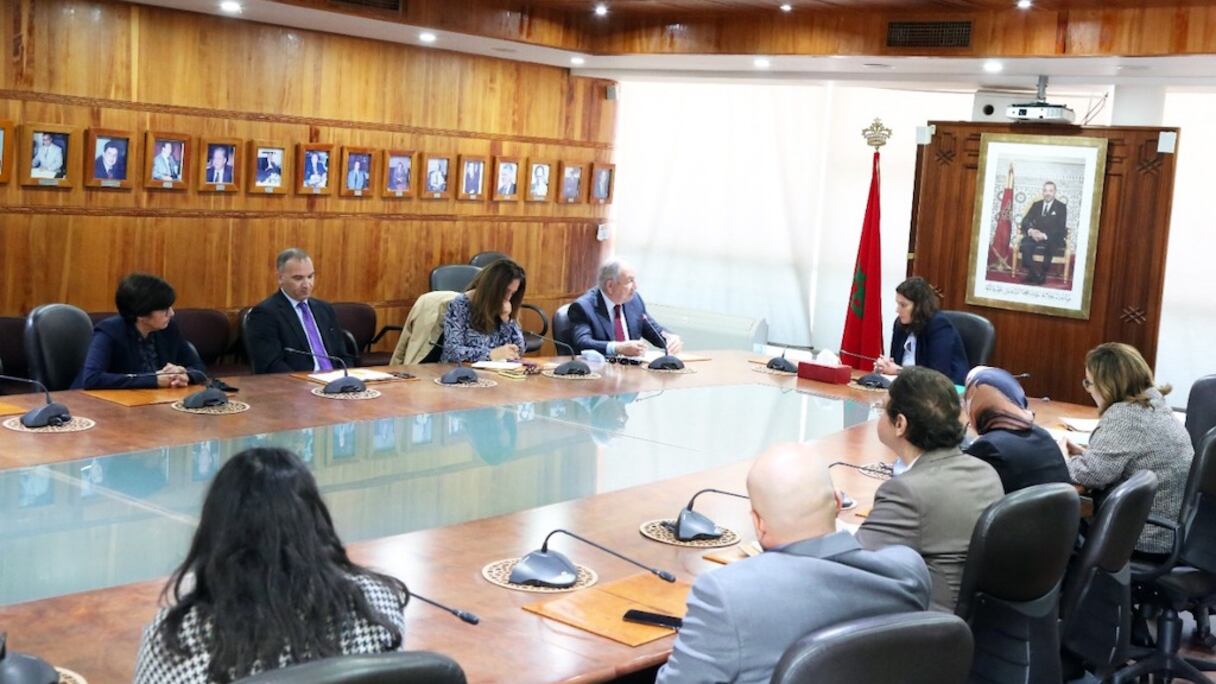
[281,289,307,309]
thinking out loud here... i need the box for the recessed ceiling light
[1016,0,1032,8]
[754,58,771,69]
[779,3,792,10]
[571,57,586,65]
[419,32,437,43]
[983,60,1004,73]
[594,4,608,16]
[219,0,242,13]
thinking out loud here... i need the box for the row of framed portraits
[0,121,616,204]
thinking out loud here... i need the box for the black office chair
[518,304,548,355]
[1112,429,1216,683]
[940,310,995,368]
[24,303,94,391]
[429,265,481,293]
[552,303,574,354]
[1186,374,1216,452]
[235,651,466,684]
[240,308,257,373]
[173,308,232,367]
[955,482,1080,684]
[0,316,33,394]
[468,251,510,268]
[1060,470,1157,680]
[771,612,973,684]
[333,302,399,367]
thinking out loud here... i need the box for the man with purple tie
[246,248,356,374]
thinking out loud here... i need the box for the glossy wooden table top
[0,352,1098,683]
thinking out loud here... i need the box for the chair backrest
[235,651,466,684]
[333,302,377,353]
[468,251,510,268]
[173,308,231,366]
[940,310,995,368]
[1180,428,1216,574]
[429,265,481,293]
[1060,470,1158,674]
[240,308,256,372]
[955,482,1080,684]
[24,304,94,391]
[0,316,28,379]
[770,612,973,684]
[87,311,116,326]
[552,303,574,351]
[1185,374,1216,452]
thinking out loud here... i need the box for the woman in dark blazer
[962,367,1071,492]
[72,273,205,389]
[875,276,969,385]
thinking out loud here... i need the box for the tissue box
[798,361,852,385]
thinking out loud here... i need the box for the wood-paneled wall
[0,0,617,354]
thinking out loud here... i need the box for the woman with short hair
[440,259,527,363]
[874,276,969,385]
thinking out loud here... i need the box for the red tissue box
[797,361,852,385]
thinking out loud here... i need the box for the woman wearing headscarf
[963,367,1071,493]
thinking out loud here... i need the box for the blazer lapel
[593,290,615,339]
[275,292,312,351]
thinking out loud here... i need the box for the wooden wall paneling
[908,122,1178,405]
[0,119,15,183]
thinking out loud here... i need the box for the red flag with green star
[839,151,884,372]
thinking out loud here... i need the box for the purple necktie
[297,301,333,371]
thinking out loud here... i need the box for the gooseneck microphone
[410,592,480,625]
[0,374,71,428]
[284,348,366,394]
[766,346,797,374]
[538,336,590,376]
[665,488,750,542]
[640,315,684,370]
[124,369,231,409]
[509,528,677,588]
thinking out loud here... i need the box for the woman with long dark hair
[134,448,408,683]
[440,258,527,363]
[874,276,969,385]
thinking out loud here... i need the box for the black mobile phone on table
[623,609,683,630]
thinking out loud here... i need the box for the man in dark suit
[658,443,931,684]
[567,260,682,357]
[246,248,355,374]
[93,140,126,180]
[1018,181,1068,284]
[206,145,234,184]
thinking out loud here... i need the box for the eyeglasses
[608,357,643,366]
[1081,378,1094,390]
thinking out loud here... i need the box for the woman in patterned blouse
[440,258,527,363]
[134,448,409,683]
[1065,342,1194,557]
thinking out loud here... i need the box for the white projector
[1006,102,1076,123]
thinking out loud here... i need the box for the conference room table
[0,350,1097,683]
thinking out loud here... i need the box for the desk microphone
[124,370,230,408]
[537,336,590,376]
[439,367,479,385]
[766,346,797,374]
[0,374,71,428]
[663,488,750,542]
[640,315,684,370]
[509,528,676,588]
[410,592,480,625]
[284,348,366,394]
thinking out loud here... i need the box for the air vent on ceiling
[331,0,402,11]
[886,21,972,49]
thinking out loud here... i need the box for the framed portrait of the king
[966,133,1108,319]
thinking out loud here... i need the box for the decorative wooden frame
[457,154,488,201]
[296,143,335,196]
[525,159,554,203]
[0,120,15,184]
[144,131,191,191]
[198,137,243,193]
[421,153,453,199]
[83,128,135,190]
[589,163,615,205]
[339,146,377,198]
[558,161,587,204]
[247,140,291,195]
[492,156,522,202]
[19,123,81,188]
[382,150,416,199]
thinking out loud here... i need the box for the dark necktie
[297,301,334,371]
[613,304,626,342]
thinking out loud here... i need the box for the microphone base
[322,377,367,394]
[674,508,726,542]
[554,360,591,376]
[766,357,797,373]
[648,354,685,371]
[508,549,580,588]
[20,402,72,429]
[181,386,230,409]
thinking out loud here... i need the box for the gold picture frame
[145,131,191,191]
[457,154,488,201]
[589,162,615,205]
[20,123,81,188]
[296,143,335,196]
[247,140,291,195]
[340,146,377,198]
[558,161,587,204]
[382,150,416,199]
[198,137,243,193]
[525,159,554,203]
[84,129,135,190]
[492,156,521,202]
[421,153,453,199]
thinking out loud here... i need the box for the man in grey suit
[657,443,932,684]
[857,366,1005,612]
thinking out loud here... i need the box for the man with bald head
[657,444,931,684]
[567,259,682,357]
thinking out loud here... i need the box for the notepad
[523,573,692,647]
[471,361,523,371]
[307,368,396,383]
[1060,417,1100,433]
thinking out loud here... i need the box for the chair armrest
[1132,514,1184,583]
[520,304,549,337]
[369,325,402,346]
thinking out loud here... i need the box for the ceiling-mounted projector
[1006,75,1075,123]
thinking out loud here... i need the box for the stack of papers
[1060,417,1100,433]
[308,368,396,383]
[470,361,523,371]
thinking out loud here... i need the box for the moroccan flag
[990,163,1015,271]
[840,151,884,372]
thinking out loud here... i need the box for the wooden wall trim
[0,207,610,223]
[0,90,613,151]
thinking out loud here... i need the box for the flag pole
[839,119,891,372]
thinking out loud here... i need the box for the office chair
[333,302,398,367]
[429,264,481,293]
[24,303,94,391]
[940,310,995,368]
[235,651,466,684]
[1059,470,1157,680]
[0,316,32,394]
[552,303,574,353]
[955,482,1080,684]
[468,251,510,268]
[173,308,232,367]
[1186,374,1216,452]
[771,612,973,684]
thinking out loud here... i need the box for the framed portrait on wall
[492,156,521,201]
[340,146,376,198]
[421,153,452,199]
[457,154,487,201]
[84,129,134,190]
[198,137,242,192]
[296,143,334,195]
[525,159,553,202]
[247,141,291,195]
[558,161,586,204]
[0,120,14,184]
[966,133,1108,319]
[382,150,415,199]
[590,163,615,204]
[20,123,80,188]
[145,131,191,190]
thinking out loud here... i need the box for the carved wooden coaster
[3,416,95,433]
[541,370,603,380]
[752,366,796,377]
[308,388,382,400]
[481,558,598,593]
[170,400,252,414]
[57,668,87,684]
[639,519,740,549]
[433,378,498,389]
[646,367,696,375]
